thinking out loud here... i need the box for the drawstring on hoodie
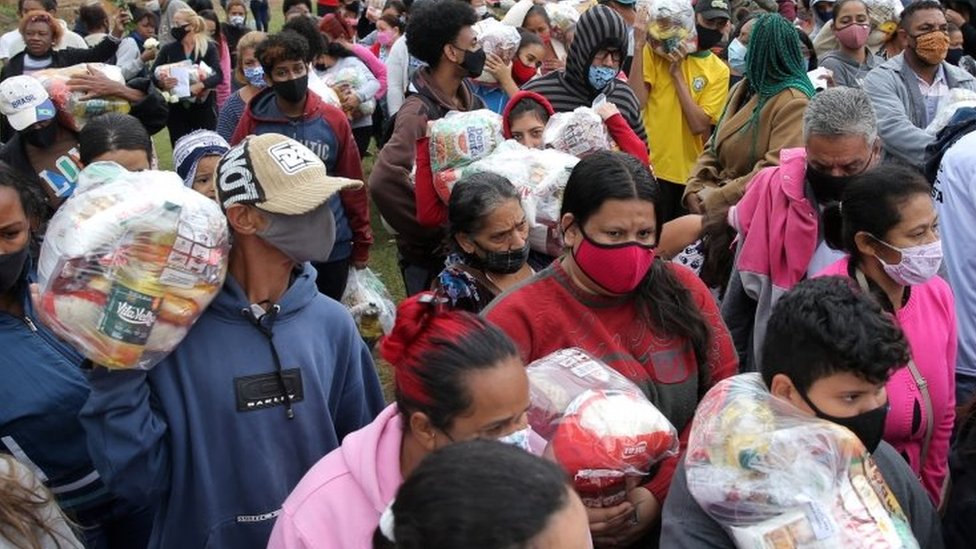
[242,304,295,419]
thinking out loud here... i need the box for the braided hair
[716,14,815,158]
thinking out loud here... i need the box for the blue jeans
[76,499,154,549]
[957,371,976,408]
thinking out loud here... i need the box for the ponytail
[176,8,210,59]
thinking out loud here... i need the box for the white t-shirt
[0,19,88,61]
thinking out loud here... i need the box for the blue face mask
[496,427,532,452]
[243,66,267,88]
[588,65,617,91]
[727,38,747,73]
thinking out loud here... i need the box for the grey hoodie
[819,49,882,88]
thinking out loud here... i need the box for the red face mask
[572,228,656,294]
[511,57,538,86]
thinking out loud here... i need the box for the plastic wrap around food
[546,2,581,41]
[543,107,613,157]
[37,162,230,370]
[340,267,396,344]
[474,19,522,83]
[154,60,215,103]
[34,64,130,132]
[638,0,698,54]
[321,66,377,117]
[456,140,578,256]
[429,109,504,199]
[685,373,919,548]
[528,349,678,507]
[867,0,903,49]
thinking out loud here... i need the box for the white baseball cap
[0,75,56,131]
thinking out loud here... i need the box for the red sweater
[484,261,738,503]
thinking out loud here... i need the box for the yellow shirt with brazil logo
[642,47,730,184]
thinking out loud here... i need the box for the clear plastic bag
[34,64,130,132]
[543,106,612,157]
[340,267,396,343]
[546,2,581,42]
[321,66,378,117]
[474,19,522,83]
[685,373,920,548]
[153,60,215,103]
[428,109,505,199]
[456,140,579,255]
[527,349,680,507]
[637,0,698,55]
[37,162,230,370]
[866,0,903,50]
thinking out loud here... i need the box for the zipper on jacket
[23,315,37,333]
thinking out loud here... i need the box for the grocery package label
[803,501,835,540]
[98,283,161,345]
[161,219,222,287]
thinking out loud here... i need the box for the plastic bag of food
[456,140,578,255]
[546,2,581,42]
[867,0,902,50]
[474,18,522,83]
[37,162,230,370]
[637,0,697,55]
[685,373,920,548]
[428,109,504,199]
[543,107,612,157]
[153,60,215,103]
[321,66,377,117]
[34,64,130,132]
[340,267,396,344]
[527,349,679,507]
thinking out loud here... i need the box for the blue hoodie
[80,263,385,549]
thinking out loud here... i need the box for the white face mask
[496,427,532,452]
[229,15,245,26]
[475,5,488,16]
[875,238,943,286]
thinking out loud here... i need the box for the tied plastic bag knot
[340,267,396,344]
[37,164,230,370]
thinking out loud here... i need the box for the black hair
[523,4,550,27]
[342,0,362,16]
[187,0,215,13]
[372,440,571,549]
[832,0,869,19]
[282,16,325,59]
[507,96,550,126]
[0,161,45,223]
[282,0,313,16]
[77,113,152,167]
[256,31,309,73]
[405,0,477,67]
[561,151,713,371]
[761,276,910,393]
[199,9,223,46]
[18,0,56,14]
[899,0,945,30]
[517,27,543,51]
[832,164,932,263]
[448,172,521,239]
[378,13,405,33]
[796,28,818,71]
[383,0,407,15]
[378,295,521,432]
[324,38,355,58]
[129,5,159,27]
[78,3,108,32]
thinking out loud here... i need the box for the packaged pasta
[37,162,230,370]
[428,109,505,199]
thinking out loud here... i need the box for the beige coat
[684,80,809,211]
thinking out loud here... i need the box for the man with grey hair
[720,86,882,371]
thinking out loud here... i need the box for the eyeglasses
[593,49,623,64]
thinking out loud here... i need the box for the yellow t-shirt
[642,47,730,184]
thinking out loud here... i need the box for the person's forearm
[672,75,712,136]
[628,47,648,108]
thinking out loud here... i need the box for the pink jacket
[267,405,403,549]
[817,258,957,505]
[350,43,388,100]
[725,148,818,367]
[215,38,232,109]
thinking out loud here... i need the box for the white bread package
[37,162,230,370]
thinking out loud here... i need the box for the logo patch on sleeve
[234,369,305,412]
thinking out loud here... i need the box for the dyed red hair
[19,10,63,47]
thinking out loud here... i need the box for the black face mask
[800,390,889,453]
[170,26,189,42]
[25,121,58,148]
[696,24,725,51]
[456,46,487,78]
[273,74,309,104]
[806,163,852,204]
[946,48,964,66]
[0,245,29,296]
[466,243,529,275]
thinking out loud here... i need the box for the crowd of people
[0,0,975,547]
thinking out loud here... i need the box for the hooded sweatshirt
[79,263,386,549]
[819,49,881,89]
[232,88,373,264]
[370,67,485,269]
[521,5,647,143]
[267,404,403,549]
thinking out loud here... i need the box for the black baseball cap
[695,0,731,20]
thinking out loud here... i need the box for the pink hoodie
[818,257,957,505]
[267,404,403,549]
